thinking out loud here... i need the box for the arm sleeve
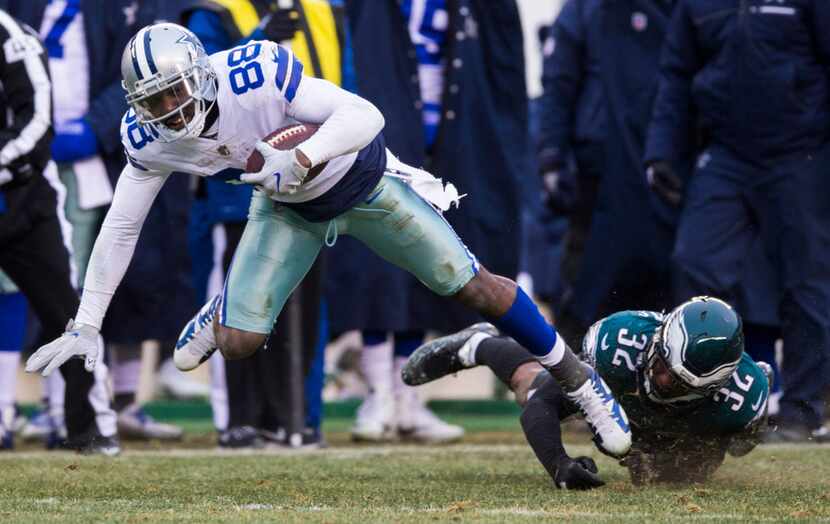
[537,0,585,170]
[75,164,171,329]
[286,74,385,167]
[643,0,700,164]
[0,20,51,167]
[519,377,575,483]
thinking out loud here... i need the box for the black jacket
[646,0,830,165]
[327,0,528,332]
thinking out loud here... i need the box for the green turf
[2,417,829,523]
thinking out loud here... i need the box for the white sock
[457,332,492,367]
[110,345,141,395]
[393,356,419,428]
[0,352,20,423]
[45,372,65,420]
[209,352,228,432]
[360,335,393,398]
[538,335,566,368]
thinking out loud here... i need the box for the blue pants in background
[673,144,830,429]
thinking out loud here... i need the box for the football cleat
[351,392,396,442]
[157,358,210,399]
[79,434,121,457]
[567,370,631,458]
[397,402,464,444]
[117,404,184,441]
[401,323,498,386]
[175,294,221,371]
[218,426,265,449]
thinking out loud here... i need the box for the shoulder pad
[583,311,661,394]
[709,354,770,432]
[120,109,161,171]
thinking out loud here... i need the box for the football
[245,123,328,180]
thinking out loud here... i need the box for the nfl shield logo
[631,12,648,31]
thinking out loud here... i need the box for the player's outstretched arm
[25,164,170,376]
[520,388,604,490]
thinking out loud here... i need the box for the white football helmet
[121,23,217,142]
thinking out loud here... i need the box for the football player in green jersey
[403,296,772,488]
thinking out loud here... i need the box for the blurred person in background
[101,0,194,442]
[0,274,26,449]
[337,0,528,444]
[538,0,783,416]
[1,0,191,443]
[645,0,830,443]
[0,7,118,454]
[182,0,345,449]
[538,0,676,350]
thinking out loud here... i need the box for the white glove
[239,142,309,197]
[25,320,103,376]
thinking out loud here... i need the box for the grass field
[2,415,830,523]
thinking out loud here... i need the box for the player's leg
[175,193,324,369]
[0,291,26,449]
[392,331,464,443]
[670,148,751,305]
[351,331,395,442]
[757,148,830,442]
[0,214,118,453]
[347,176,630,456]
[403,330,600,487]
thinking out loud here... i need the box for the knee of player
[216,326,264,360]
[453,268,493,306]
[511,362,545,405]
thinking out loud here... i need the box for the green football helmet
[643,296,744,405]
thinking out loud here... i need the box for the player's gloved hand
[645,160,683,207]
[540,167,578,214]
[240,142,309,197]
[0,156,36,188]
[261,7,300,42]
[553,455,604,490]
[25,320,102,376]
[52,117,98,163]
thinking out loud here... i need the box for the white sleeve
[286,75,385,167]
[74,164,171,329]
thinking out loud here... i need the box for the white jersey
[122,40,359,204]
[75,40,384,330]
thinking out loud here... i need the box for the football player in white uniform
[25,23,631,458]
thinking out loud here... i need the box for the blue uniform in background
[537,0,676,347]
[646,0,830,433]
[331,0,527,335]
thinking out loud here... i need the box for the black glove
[553,456,604,490]
[645,160,683,207]
[0,157,36,189]
[262,7,300,43]
[540,166,578,214]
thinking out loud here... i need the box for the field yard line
[224,504,830,522]
[1,442,828,460]
[0,443,535,460]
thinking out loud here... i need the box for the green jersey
[582,311,770,440]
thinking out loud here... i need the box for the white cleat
[116,404,183,441]
[157,358,210,399]
[567,370,631,458]
[398,402,464,444]
[175,295,220,371]
[351,392,396,442]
